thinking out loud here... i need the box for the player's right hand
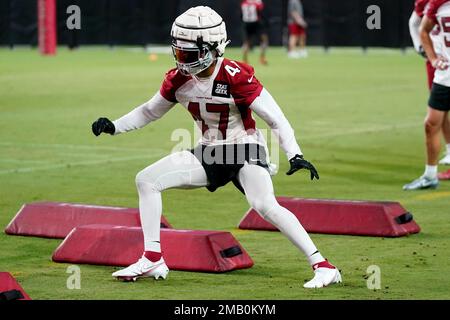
[92,117,115,136]
[431,56,449,71]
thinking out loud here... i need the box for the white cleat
[288,51,301,59]
[439,153,450,165]
[303,261,342,289]
[112,256,169,282]
[403,175,439,191]
[299,49,308,58]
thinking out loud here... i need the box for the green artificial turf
[0,46,449,299]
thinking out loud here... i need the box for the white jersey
[431,26,442,56]
[426,0,450,86]
[112,57,302,160]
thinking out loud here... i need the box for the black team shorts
[428,82,450,111]
[243,22,265,42]
[190,143,269,193]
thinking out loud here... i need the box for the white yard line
[0,158,51,164]
[303,122,420,140]
[0,153,166,175]
[295,84,420,99]
[0,141,162,153]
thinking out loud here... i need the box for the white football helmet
[171,6,230,76]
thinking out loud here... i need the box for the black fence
[0,0,415,48]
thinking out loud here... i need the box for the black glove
[286,154,319,180]
[92,117,115,136]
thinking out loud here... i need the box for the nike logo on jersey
[247,75,254,83]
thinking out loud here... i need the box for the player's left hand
[286,154,319,180]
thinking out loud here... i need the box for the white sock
[446,143,450,155]
[264,205,325,266]
[136,181,163,252]
[308,251,325,266]
[424,165,438,179]
[145,241,161,253]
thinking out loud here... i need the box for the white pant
[135,151,324,265]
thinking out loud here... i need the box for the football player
[92,6,341,288]
[287,0,308,58]
[409,0,450,181]
[404,0,450,190]
[240,0,269,65]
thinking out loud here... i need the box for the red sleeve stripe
[415,0,429,17]
[426,0,449,23]
[159,87,175,102]
[159,69,191,103]
[238,106,256,131]
[234,84,263,109]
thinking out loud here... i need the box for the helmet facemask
[171,39,216,76]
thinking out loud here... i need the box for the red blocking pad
[52,225,254,273]
[238,197,420,237]
[5,202,172,239]
[0,272,31,300]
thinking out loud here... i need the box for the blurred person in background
[409,0,450,181]
[241,0,269,65]
[404,0,450,190]
[287,0,307,58]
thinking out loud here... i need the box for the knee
[424,117,440,135]
[135,168,161,193]
[249,195,278,219]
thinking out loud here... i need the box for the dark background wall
[0,0,415,48]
